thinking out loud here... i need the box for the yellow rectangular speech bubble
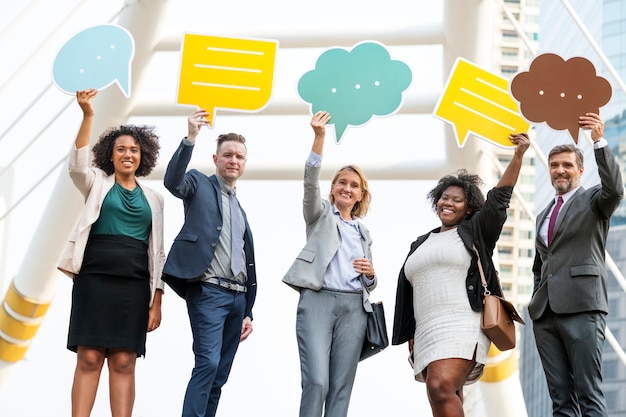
[433,58,529,148]
[177,34,279,126]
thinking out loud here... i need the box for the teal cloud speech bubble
[52,24,135,97]
[298,41,412,143]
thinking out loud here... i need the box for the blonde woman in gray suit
[283,111,377,417]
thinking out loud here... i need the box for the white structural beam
[131,90,441,118]
[156,21,445,51]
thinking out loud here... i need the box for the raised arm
[496,132,530,188]
[74,89,98,149]
[581,113,624,216]
[302,111,331,225]
[310,111,331,155]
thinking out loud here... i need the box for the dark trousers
[182,282,246,417]
[532,308,607,417]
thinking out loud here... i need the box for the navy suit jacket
[162,140,257,319]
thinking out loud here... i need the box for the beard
[552,175,573,194]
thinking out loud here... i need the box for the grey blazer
[529,145,623,320]
[283,163,376,302]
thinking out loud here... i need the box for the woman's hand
[497,132,530,188]
[147,305,162,332]
[508,132,530,157]
[76,88,97,117]
[310,111,331,155]
[147,289,163,332]
[353,257,375,279]
[311,110,331,135]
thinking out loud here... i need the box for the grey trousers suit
[284,162,376,417]
[529,144,623,417]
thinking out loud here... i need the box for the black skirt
[67,234,150,357]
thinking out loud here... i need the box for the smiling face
[111,135,140,176]
[213,140,247,187]
[549,151,583,195]
[437,185,470,231]
[331,170,363,216]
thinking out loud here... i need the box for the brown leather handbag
[473,245,525,351]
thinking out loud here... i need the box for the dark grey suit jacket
[529,145,623,320]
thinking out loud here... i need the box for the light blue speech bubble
[298,41,412,143]
[52,24,135,97]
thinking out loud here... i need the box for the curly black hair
[92,124,160,177]
[427,169,485,215]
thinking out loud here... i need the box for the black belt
[205,277,247,293]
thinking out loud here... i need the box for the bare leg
[425,358,475,417]
[72,346,106,417]
[107,348,137,417]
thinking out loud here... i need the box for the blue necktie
[229,189,244,276]
[547,196,563,245]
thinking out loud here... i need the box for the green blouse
[91,182,152,244]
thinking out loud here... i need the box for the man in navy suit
[529,113,623,417]
[162,109,257,417]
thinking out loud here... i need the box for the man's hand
[240,316,253,342]
[187,109,210,142]
[579,112,604,142]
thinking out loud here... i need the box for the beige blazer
[57,146,165,306]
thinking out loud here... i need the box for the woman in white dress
[392,133,529,417]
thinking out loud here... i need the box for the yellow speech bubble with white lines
[177,34,279,126]
[433,58,529,148]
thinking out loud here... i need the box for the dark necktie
[228,189,244,276]
[547,196,563,245]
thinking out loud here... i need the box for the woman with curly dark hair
[392,134,530,417]
[58,88,165,417]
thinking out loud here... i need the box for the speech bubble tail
[206,109,215,127]
[568,126,580,144]
[115,78,131,98]
[332,123,347,144]
[454,125,470,148]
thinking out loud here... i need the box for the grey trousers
[296,288,368,417]
[533,308,608,417]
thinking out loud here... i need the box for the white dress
[404,228,490,384]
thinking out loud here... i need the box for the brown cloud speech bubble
[510,53,611,143]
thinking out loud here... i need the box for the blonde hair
[328,165,371,218]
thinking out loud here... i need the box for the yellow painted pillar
[479,344,529,417]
